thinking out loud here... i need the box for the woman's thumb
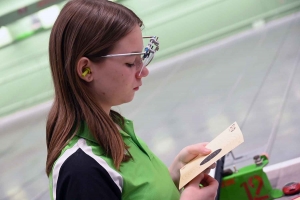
[187,173,204,187]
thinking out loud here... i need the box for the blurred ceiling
[0,0,38,16]
[0,0,300,118]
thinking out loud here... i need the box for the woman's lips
[133,87,139,91]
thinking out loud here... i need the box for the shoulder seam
[51,139,123,200]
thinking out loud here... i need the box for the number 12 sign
[220,155,283,200]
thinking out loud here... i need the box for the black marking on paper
[200,149,222,166]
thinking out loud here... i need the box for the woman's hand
[180,173,218,200]
[169,143,216,187]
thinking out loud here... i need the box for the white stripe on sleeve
[51,138,123,200]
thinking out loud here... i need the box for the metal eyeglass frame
[101,36,159,75]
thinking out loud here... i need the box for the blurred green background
[1,0,300,118]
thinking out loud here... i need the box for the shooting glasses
[102,36,159,75]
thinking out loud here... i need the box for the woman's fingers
[179,143,211,163]
[170,143,215,188]
[181,173,219,200]
[209,162,216,169]
[186,143,210,155]
[188,173,204,186]
[200,174,219,188]
[202,162,217,174]
[203,168,211,174]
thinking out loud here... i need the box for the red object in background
[37,0,56,8]
[17,7,27,15]
[282,182,300,195]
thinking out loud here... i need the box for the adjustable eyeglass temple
[100,36,159,76]
[144,36,159,45]
[101,36,159,58]
[102,52,144,58]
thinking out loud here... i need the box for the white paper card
[179,122,244,189]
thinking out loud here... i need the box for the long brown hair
[46,0,143,176]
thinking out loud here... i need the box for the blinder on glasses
[101,36,159,75]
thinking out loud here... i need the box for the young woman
[46,0,218,199]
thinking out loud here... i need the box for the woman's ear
[77,57,93,82]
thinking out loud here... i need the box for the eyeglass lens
[138,52,154,75]
[138,36,158,75]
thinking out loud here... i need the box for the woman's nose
[136,67,149,78]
